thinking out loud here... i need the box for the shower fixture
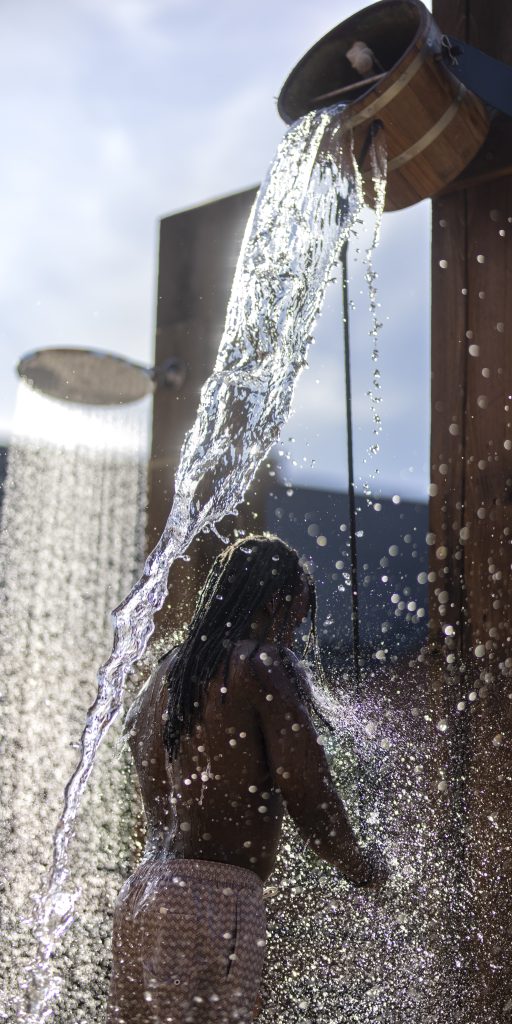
[17,347,186,406]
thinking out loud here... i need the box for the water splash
[261,660,456,1024]
[26,103,368,1020]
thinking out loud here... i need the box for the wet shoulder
[229,640,308,713]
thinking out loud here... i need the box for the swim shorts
[107,858,266,1024]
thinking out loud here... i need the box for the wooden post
[431,1,512,1013]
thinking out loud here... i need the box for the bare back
[125,640,375,886]
[125,641,283,880]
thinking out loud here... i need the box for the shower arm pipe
[340,240,361,689]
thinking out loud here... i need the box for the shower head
[17,347,186,406]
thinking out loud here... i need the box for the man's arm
[249,645,381,886]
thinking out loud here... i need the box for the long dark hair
[163,533,325,759]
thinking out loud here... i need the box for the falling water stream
[24,101,379,1023]
[4,95,495,1024]
[5,89,485,1024]
[0,388,149,1022]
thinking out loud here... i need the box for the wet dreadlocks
[163,534,327,760]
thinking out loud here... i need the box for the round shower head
[17,348,185,406]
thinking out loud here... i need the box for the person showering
[107,534,387,1024]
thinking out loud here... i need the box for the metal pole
[341,240,361,686]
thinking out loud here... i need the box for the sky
[0,0,432,498]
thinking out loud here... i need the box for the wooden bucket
[278,0,490,211]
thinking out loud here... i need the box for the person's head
[163,534,317,758]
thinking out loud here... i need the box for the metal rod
[313,72,386,104]
[341,241,368,842]
[341,241,361,687]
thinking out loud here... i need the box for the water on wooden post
[0,385,149,1022]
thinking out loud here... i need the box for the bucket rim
[277,0,433,125]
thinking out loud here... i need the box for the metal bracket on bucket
[441,35,512,119]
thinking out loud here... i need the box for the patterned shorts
[107,858,266,1024]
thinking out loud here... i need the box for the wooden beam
[440,114,512,196]
[431,0,512,1014]
[429,189,468,651]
